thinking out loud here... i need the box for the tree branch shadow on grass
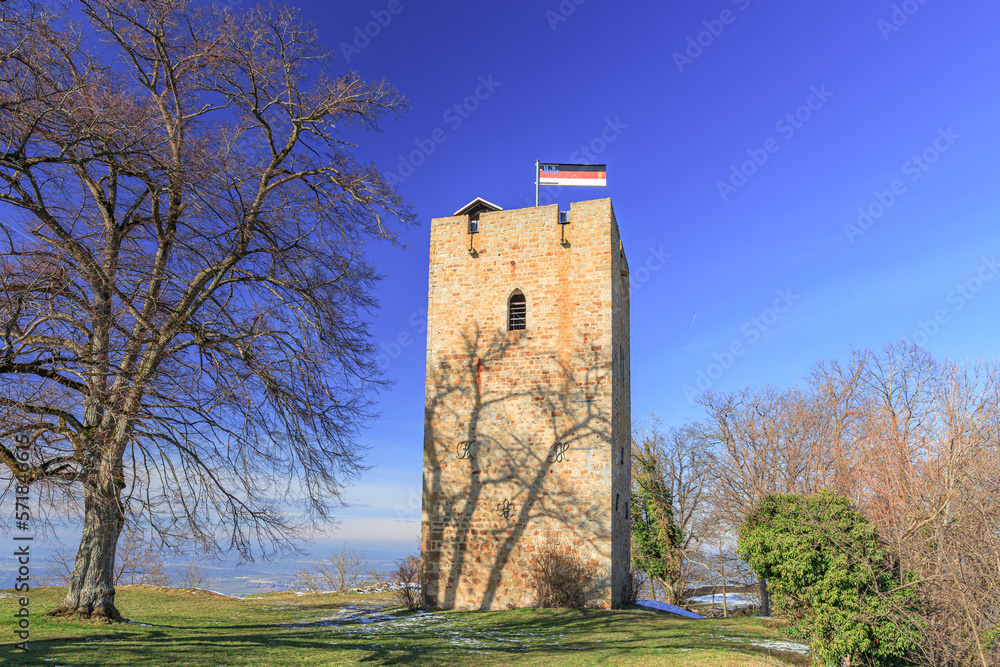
[0,590,810,667]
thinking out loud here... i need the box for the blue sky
[282,0,1000,547]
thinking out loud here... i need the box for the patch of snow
[686,593,756,609]
[204,589,247,599]
[301,604,561,655]
[746,638,810,654]
[703,629,811,656]
[128,620,180,629]
[636,599,704,619]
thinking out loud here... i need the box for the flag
[538,163,607,187]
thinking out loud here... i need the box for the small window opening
[508,290,526,331]
[468,211,479,234]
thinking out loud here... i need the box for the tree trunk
[46,472,125,621]
[758,577,771,617]
[660,578,681,605]
[722,579,728,618]
[669,580,684,606]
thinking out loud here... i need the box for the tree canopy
[738,490,921,666]
[630,447,683,604]
[0,0,412,619]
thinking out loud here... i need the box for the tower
[421,197,631,609]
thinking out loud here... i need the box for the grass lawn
[1,586,812,666]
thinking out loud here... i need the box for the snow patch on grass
[636,599,704,619]
[744,638,810,654]
[686,592,756,610]
[299,604,563,655]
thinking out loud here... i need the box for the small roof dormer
[456,197,502,240]
[453,197,502,217]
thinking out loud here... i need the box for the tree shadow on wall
[422,325,614,609]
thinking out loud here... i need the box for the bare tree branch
[0,0,412,620]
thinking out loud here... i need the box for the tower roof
[453,197,502,216]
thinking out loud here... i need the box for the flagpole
[535,159,539,207]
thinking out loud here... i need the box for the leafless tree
[692,533,757,618]
[293,543,368,592]
[176,561,207,589]
[696,386,801,614]
[870,354,1000,667]
[695,343,1000,663]
[803,348,869,497]
[37,541,74,587]
[392,553,421,611]
[41,527,173,587]
[631,416,713,602]
[115,531,172,587]
[0,0,412,620]
[365,567,390,588]
[802,344,1000,665]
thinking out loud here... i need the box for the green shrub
[738,490,921,666]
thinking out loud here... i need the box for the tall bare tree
[697,386,817,523]
[853,349,1000,667]
[0,0,412,620]
[631,417,713,602]
[696,343,1000,663]
[697,384,832,614]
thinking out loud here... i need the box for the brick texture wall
[421,198,631,610]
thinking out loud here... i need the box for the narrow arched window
[508,290,526,331]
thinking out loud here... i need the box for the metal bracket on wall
[468,229,478,257]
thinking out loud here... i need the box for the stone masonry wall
[421,198,630,610]
[610,213,632,607]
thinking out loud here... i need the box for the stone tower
[421,197,631,610]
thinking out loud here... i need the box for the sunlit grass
[0,586,811,666]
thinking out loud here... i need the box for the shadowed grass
[0,587,811,666]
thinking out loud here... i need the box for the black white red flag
[538,163,607,187]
